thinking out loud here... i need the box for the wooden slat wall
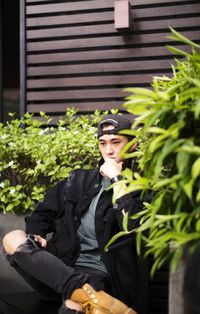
[23,0,200,116]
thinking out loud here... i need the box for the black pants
[6,245,110,303]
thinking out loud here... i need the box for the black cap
[97,114,132,138]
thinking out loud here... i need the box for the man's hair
[97,114,132,138]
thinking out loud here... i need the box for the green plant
[106,28,200,275]
[0,108,104,213]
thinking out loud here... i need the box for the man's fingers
[34,235,47,248]
[99,166,105,176]
[118,161,123,169]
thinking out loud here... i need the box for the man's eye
[113,141,120,145]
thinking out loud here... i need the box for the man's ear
[129,142,138,152]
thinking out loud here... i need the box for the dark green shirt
[75,177,110,273]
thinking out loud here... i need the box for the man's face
[98,125,129,163]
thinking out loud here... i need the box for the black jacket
[25,168,142,309]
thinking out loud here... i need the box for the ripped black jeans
[4,240,110,303]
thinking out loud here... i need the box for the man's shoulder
[72,167,98,177]
[64,167,99,186]
[50,168,99,192]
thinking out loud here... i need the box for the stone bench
[0,213,61,314]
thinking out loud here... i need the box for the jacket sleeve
[25,179,66,237]
[113,191,143,231]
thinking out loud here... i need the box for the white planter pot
[169,249,190,314]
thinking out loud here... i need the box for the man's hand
[34,235,47,248]
[100,158,123,179]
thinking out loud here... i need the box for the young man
[3,114,141,314]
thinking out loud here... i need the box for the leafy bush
[107,29,200,274]
[0,108,103,213]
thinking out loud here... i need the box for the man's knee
[3,229,27,255]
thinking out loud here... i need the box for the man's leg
[3,230,137,313]
[60,267,137,313]
[3,230,88,306]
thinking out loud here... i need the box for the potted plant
[106,28,200,314]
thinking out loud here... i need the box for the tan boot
[71,283,137,314]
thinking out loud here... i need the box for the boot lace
[81,301,111,314]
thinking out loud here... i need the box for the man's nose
[105,144,113,154]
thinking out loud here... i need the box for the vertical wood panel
[0,1,3,121]
[20,0,26,117]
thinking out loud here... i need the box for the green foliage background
[0,108,103,213]
[106,29,200,274]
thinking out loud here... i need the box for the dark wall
[2,0,20,120]
[2,0,19,88]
